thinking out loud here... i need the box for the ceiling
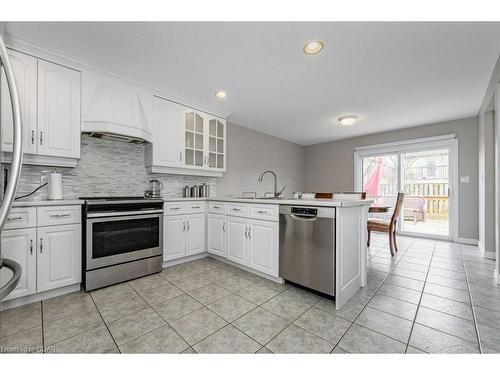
[3,22,500,145]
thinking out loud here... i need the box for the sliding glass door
[401,149,450,237]
[355,136,456,241]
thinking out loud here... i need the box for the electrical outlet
[40,174,48,185]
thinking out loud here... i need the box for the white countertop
[164,196,373,208]
[11,199,84,207]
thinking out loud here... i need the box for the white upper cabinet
[38,60,81,159]
[146,98,226,177]
[0,50,37,154]
[207,116,226,171]
[145,96,183,169]
[0,49,81,167]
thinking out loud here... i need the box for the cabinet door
[164,215,186,261]
[38,60,81,158]
[185,213,205,256]
[152,96,183,167]
[0,228,37,301]
[1,49,37,154]
[183,109,205,168]
[226,217,248,266]
[248,220,278,277]
[37,224,81,292]
[206,117,226,171]
[207,214,226,257]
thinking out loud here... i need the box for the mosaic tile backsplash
[4,134,216,201]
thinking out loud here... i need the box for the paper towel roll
[48,172,63,200]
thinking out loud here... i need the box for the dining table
[368,205,391,213]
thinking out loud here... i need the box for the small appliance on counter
[183,183,210,198]
[48,170,63,200]
[145,179,163,198]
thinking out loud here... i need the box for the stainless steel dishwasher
[279,205,335,296]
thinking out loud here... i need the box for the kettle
[145,179,163,198]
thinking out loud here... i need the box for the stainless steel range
[81,197,164,291]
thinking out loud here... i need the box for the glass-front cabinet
[184,111,205,167]
[183,108,226,172]
[208,117,225,170]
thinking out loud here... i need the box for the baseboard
[455,237,479,246]
[162,252,208,268]
[478,240,496,260]
[0,284,81,312]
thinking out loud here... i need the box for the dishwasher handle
[290,213,317,221]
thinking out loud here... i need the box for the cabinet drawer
[187,201,206,214]
[250,205,279,222]
[228,203,249,218]
[37,205,81,226]
[209,202,226,214]
[3,207,37,229]
[164,202,187,216]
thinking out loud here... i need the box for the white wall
[217,122,305,197]
[478,53,500,266]
[304,117,479,241]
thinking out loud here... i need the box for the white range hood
[82,71,152,143]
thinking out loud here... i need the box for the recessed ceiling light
[303,40,324,55]
[214,90,228,98]
[338,115,358,126]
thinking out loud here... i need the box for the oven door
[86,213,163,270]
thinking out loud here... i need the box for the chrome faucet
[258,170,286,198]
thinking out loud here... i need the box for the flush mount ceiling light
[303,40,324,55]
[214,90,228,99]
[338,115,358,126]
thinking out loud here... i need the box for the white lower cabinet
[225,215,279,277]
[164,201,279,278]
[247,219,278,277]
[164,214,205,261]
[0,228,37,301]
[164,215,186,261]
[207,214,226,257]
[0,205,82,302]
[226,216,248,265]
[185,213,205,256]
[37,224,81,292]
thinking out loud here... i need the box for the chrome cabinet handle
[182,222,186,232]
[7,216,22,221]
[40,238,43,254]
[192,206,201,209]
[29,239,33,255]
[187,221,190,231]
[213,205,221,209]
[31,130,35,145]
[256,210,268,214]
[50,213,70,218]
[248,227,251,239]
[244,227,248,239]
[171,207,181,211]
[222,221,225,232]
[40,131,43,145]
[232,208,242,212]
[179,152,182,162]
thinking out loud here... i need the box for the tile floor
[1,233,499,353]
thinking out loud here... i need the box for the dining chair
[333,191,367,200]
[314,192,333,199]
[367,192,405,256]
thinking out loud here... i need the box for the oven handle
[87,209,164,218]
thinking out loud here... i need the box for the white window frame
[354,134,459,242]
